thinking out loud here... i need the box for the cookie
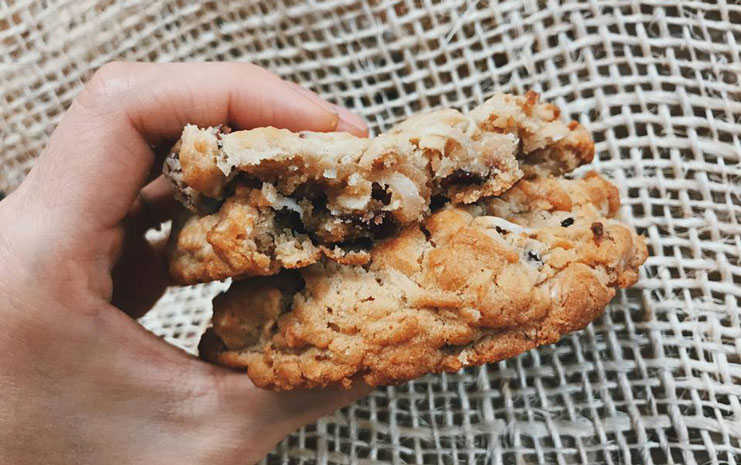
[166,91,594,284]
[199,173,648,390]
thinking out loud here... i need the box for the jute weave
[2,1,740,463]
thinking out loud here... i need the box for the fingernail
[287,82,339,125]
[287,82,368,136]
[333,104,369,137]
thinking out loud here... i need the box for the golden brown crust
[199,174,647,390]
[167,92,594,284]
[469,91,594,178]
[178,125,227,198]
[168,185,328,284]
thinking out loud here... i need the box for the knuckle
[78,61,133,107]
[92,61,130,85]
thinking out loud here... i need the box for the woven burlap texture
[2,1,740,463]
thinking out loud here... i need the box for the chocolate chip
[527,250,542,263]
[495,226,508,235]
[198,195,224,214]
[0,191,4,201]
[430,194,448,211]
[236,175,262,190]
[327,322,341,332]
[560,217,574,227]
[440,169,485,189]
[340,211,398,240]
[275,208,306,234]
[335,237,373,252]
[293,182,327,210]
[367,211,398,239]
[591,222,604,239]
[371,182,392,205]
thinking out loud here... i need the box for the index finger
[24,62,368,233]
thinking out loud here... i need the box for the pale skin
[0,62,371,464]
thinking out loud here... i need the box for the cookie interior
[200,174,647,390]
[165,92,595,284]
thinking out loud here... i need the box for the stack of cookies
[164,91,648,390]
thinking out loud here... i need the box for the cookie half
[166,91,594,284]
[199,173,648,390]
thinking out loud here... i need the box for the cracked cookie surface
[199,173,648,390]
[166,91,594,284]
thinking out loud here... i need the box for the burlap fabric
[2,1,740,463]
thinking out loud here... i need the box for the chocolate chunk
[561,217,574,227]
[440,169,485,189]
[367,211,398,239]
[526,250,542,263]
[199,196,224,214]
[495,226,508,235]
[430,194,448,211]
[371,182,392,205]
[334,237,374,252]
[275,208,306,234]
[235,175,262,190]
[293,182,328,210]
[591,222,604,239]
[339,210,399,241]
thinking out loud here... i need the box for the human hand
[0,62,370,465]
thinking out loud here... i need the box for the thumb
[203,372,372,461]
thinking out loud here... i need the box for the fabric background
[2,1,740,463]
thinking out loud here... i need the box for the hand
[0,62,370,465]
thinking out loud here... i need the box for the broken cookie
[199,173,648,390]
[166,91,594,284]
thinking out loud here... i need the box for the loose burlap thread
[2,1,740,463]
